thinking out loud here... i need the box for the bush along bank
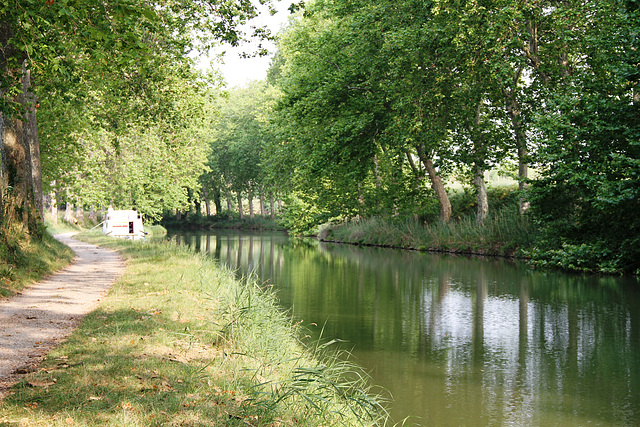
[2,233,388,426]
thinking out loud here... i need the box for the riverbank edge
[315,213,533,260]
[317,236,524,259]
[0,232,387,426]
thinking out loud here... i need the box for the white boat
[102,208,145,240]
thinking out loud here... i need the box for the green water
[169,230,640,425]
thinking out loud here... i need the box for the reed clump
[319,206,534,257]
[2,233,388,426]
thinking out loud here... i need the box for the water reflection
[169,230,640,425]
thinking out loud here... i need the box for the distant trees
[203,82,281,219]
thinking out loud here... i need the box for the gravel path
[0,233,125,398]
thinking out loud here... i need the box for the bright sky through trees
[210,0,294,87]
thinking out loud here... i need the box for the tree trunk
[202,186,211,216]
[474,103,489,225]
[236,191,244,219]
[225,185,233,219]
[248,185,254,219]
[75,198,85,225]
[405,150,424,190]
[88,207,98,223]
[50,185,58,225]
[64,201,75,224]
[21,63,43,221]
[0,113,7,227]
[270,193,275,218]
[1,61,44,231]
[186,188,194,218]
[1,108,28,227]
[416,143,451,222]
[212,186,222,215]
[474,166,489,225]
[503,67,529,214]
[259,193,266,216]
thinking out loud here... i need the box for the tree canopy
[2,0,638,274]
[267,0,640,272]
[1,0,274,226]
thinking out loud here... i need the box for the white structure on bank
[102,208,145,239]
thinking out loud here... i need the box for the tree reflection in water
[169,230,640,426]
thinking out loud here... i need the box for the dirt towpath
[0,233,125,398]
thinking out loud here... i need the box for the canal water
[168,230,640,425]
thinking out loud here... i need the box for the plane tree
[272,0,525,226]
[526,0,640,273]
[273,0,450,227]
[205,82,279,218]
[1,0,273,232]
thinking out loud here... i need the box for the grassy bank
[319,206,534,257]
[0,227,74,298]
[1,233,387,426]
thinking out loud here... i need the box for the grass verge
[0,228,74,299]
[0,232,388,426]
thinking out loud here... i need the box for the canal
[168,229,640,425]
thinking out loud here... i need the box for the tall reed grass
[319,206,533,257]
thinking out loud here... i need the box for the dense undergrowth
[2,232,388,426]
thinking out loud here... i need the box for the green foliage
[202,83,282,219]
[526,242,632,275]
[264,0,640,273]
[68,125,210,221]
[1,0,272,112]
[527,0,640,274]
[1,0,275,240]
[161,210,283,231]
[450,186,520,220]
[278,193,335,236]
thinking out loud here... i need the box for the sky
[205,1,295,88]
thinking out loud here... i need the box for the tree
[1,0,273,234]
[527,0,640,273]
[206,82,279,218]
[273,0,447,225]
